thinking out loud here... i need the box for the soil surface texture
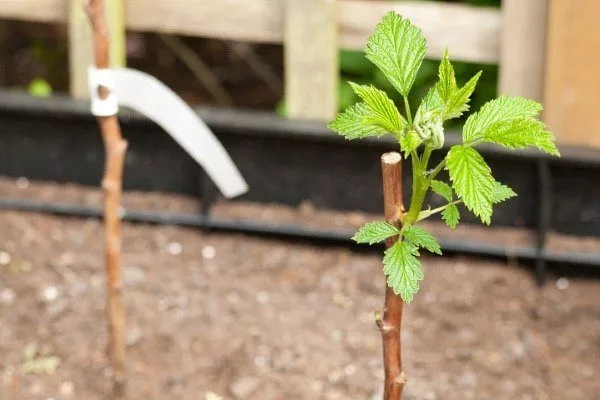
[1,207,599,400]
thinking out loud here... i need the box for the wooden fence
[0,0,596,148]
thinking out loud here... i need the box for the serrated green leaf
[383,240,424,303]
[443,71,481,120]
[446,146,494,224]
[415,86,444,126]
[437,49,456,103]
[400,130,422,156]
[420,86,444,112]
[430,180,453,202]
[463,96,543,142]
[442,204,460,228]
[349,82,406,134]
[482,118,560,156]
[403,225,442,254]
[491,181,517,204]
[434,49,480,120]
[365,12,427,97]
[328,102,389,140]
[352,221,401,245]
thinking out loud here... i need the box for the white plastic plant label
[88,67,248,199]
[88,67,119,117]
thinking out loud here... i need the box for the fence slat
[284,0,338,121]
[544,0,600,148]
[0,0,501,63]
[68,0,126,98]
[125,0,282,43]
[498,0,547,101]
[68,0,93,98]
[0,0,65,23]
[107,0,126,68]
[339,1,501,63]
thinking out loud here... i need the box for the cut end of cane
[382,152,401,164]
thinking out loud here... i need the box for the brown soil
[1,181,599,400]
[2,177,600,258]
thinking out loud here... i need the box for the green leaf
[328,102,388,140]
[403,225,442,254]
[436,49,456,104]
[443,71,481,120]
[435,49,480,120]
[352,221,401,245]
[491,181,517,204]
[430,180,453,202]
[383,240,424,303]
[400,130,422,156]
[482,118,560,156]
[365,11,427,97]
[463,96,543,142]
[415,86,444,125]
[349,82,406,134]
[446,145,495,224]
[442,204,460,228]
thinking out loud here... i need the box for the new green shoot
[329,12,559,303]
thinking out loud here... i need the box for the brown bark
[377,152,406,400]
[86,0,128,396]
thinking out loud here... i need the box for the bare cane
[86,0,127,395]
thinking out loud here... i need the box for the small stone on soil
[123,266,146,287]
[126,326,143,346]
[344,364,356,376]
[256,291,269,304]
[204,392,223,400]
[0,251,12,266]
[15,177,30,189]
[0,288,16,305]
[202,245,216,259]
[59,381,74,396]
[167,242,183,255]
[230,376,261,399]
[40,286,59,303]
[556,277,570,290]
[253,355,266,367]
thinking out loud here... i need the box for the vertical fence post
[498,0,547,102]
[106,0,126,69]
[544,0,600,148]
[284,0,338,121]
[69,0,93,98]
[69,0,125,98]
[0,21,6,86]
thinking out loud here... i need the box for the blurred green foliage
[421,0,500,6]
[339,50,498,128]
[338,0,501,127]
[27,78,53,98]
[279,0,500,123]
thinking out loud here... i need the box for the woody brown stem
[87,0,127,396]
[377,152,406,400]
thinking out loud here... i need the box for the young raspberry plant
[329,12,560,303]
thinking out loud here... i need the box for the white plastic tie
[88,66,119,116]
